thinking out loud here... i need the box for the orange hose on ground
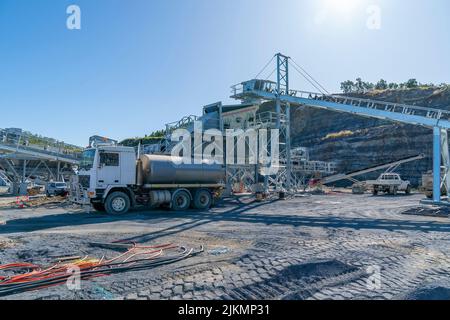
[0,242,187,290]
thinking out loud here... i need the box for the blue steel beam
[433,127,442,202]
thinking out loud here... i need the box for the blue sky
[0,0,449,146]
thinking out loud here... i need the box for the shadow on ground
[1,197,450,239]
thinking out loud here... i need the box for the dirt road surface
[1,192,449,300]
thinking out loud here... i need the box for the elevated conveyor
[230,53,450,204]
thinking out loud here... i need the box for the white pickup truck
[366,173,411,195]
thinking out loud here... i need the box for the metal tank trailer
[137,154,225,185]
[136,154,225,209]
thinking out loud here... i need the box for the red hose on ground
[0,242,196,296]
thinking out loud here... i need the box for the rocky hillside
[287,86,450,186]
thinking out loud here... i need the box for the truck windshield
[80,149,96,170]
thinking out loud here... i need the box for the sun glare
[324,0,360,14]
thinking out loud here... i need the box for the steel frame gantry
[231,53,450,205]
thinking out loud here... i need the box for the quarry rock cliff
[286,86,450,186]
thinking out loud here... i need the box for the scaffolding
[0,128,81,195]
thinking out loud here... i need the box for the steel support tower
[262,53,294,193]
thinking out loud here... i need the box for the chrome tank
[137,154,225,185]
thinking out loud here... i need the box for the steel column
[440,129,450,198]
[433,126,441,203]
[285,102,291,190]
[22,160,27,183]
[57,161,61,181]
[273,53,292,192]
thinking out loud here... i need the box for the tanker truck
[70,145,225,214]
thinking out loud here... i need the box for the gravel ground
[0,192,449,300]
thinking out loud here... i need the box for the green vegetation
[22,131,82,152]
[120,130,165,147]
[340,78,448,94]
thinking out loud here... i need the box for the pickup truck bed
[366,173,411,195]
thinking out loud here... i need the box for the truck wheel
[373,187,378,195]
[393,187,398,196]
[193,189,212,210]
[105,192,130,215]
[171,190,191,211]
[405,185,411,195]
[92,203,106,212]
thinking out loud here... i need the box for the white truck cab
[94,146,136,188]
[74,145,136,203]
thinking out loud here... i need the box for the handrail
[286,90,450,120]
[0,141,81,162]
